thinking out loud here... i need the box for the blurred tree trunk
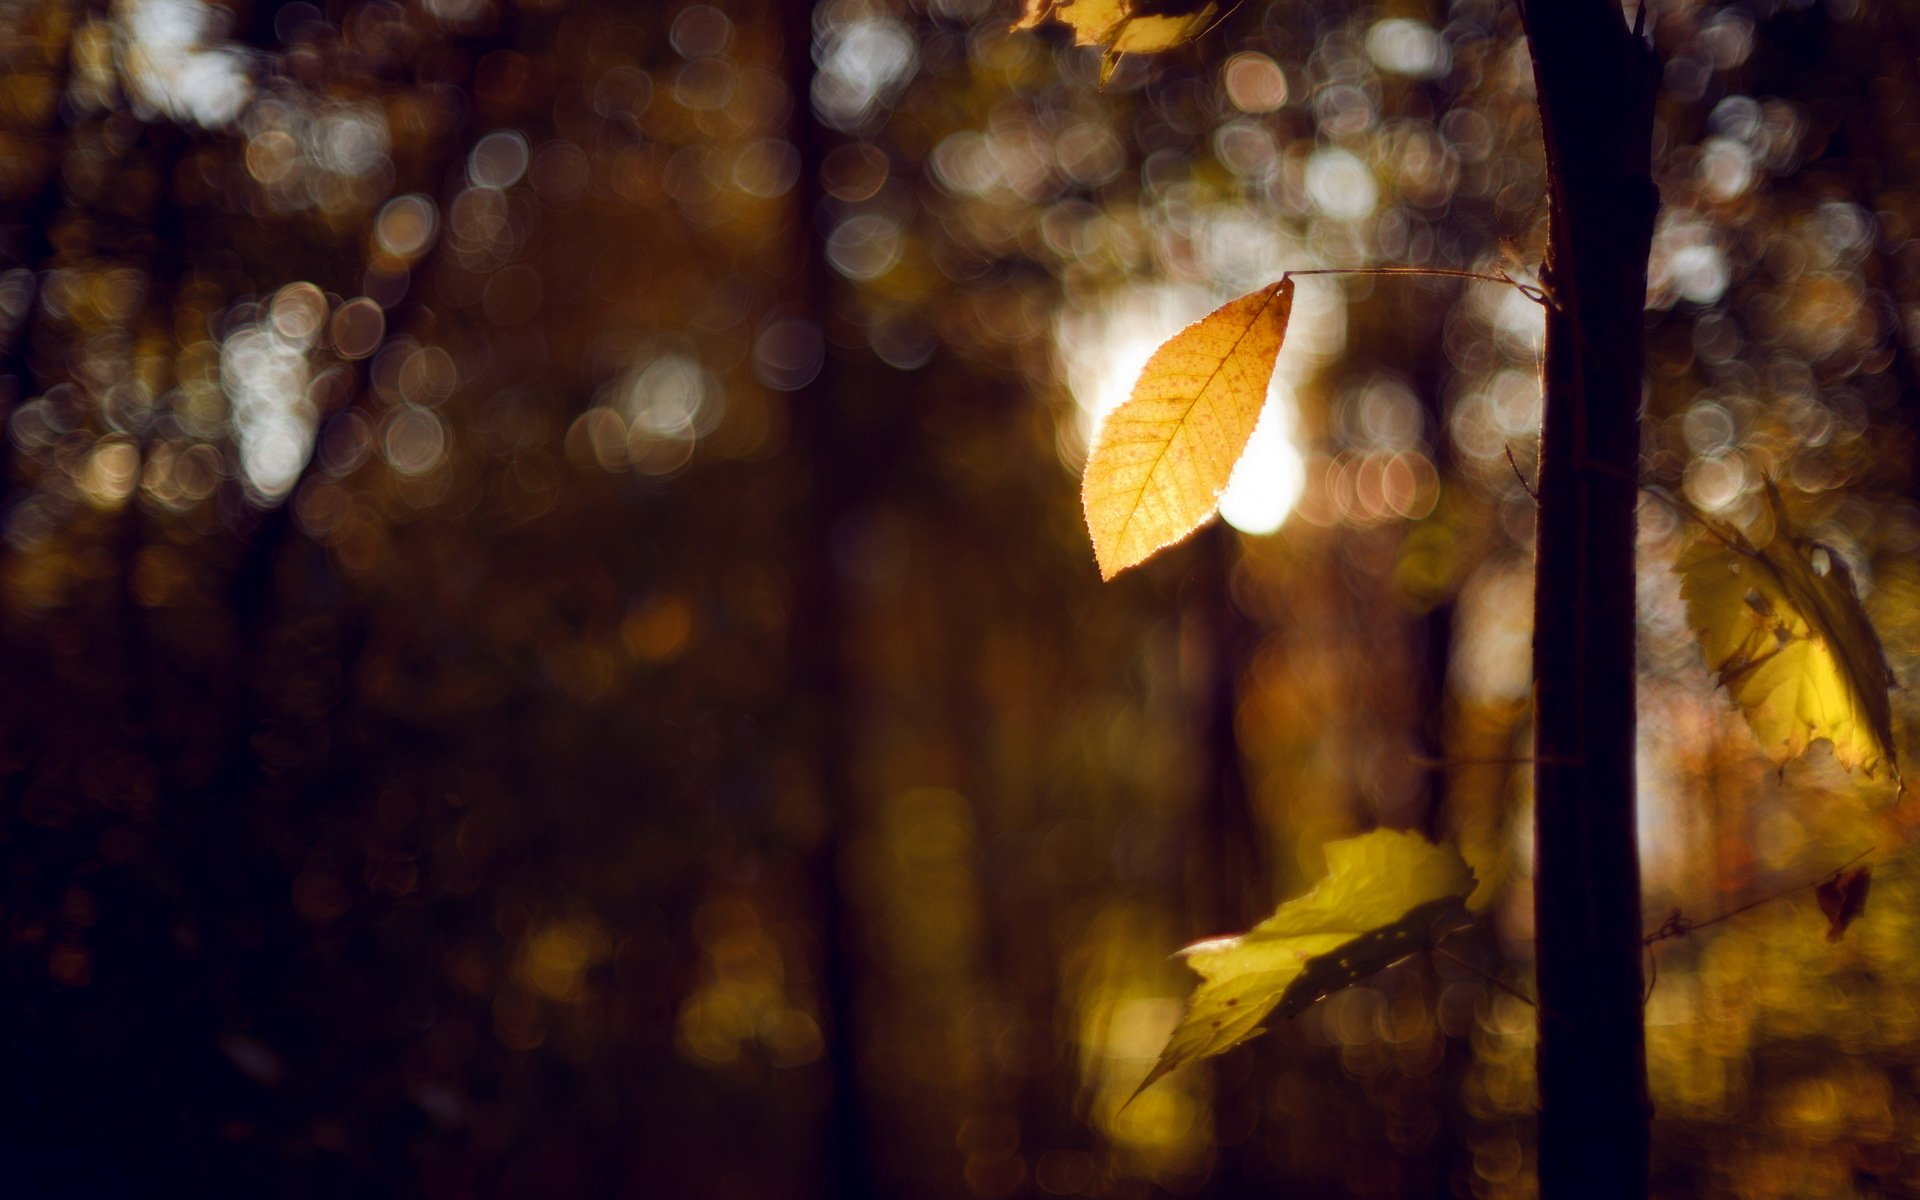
[780,6,876,1198]
[1189,525,1267,935]
[0,0,76,535]
[1518,2,1659,1196]
[1409,297,1455,843]
[1184,524,1268,1199]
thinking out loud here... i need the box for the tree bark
[1517,1,1659,1196]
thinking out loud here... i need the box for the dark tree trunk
[1517,2,1659,1196]
[1190,524,1268,934]
[1185,525,1269,1200]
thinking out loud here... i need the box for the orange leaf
[1013,0,1221,84]
[1081,279,1294,579]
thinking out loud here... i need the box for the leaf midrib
[1104,283,1285,544]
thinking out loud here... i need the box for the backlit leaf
[1133,829,1474,1100]
[1014,0,1221,84]
[1676,484,1898,779]
[1081,278,1293,579]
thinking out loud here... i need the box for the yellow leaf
[1133,830,1474,1100]
[1013,0,1221,84]
[1081,278,1294,579]
[1676,483,1898,778]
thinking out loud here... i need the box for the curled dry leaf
[1081,278,1293,580]
[1675,483,1899,779]
[1816,866,1871,942]
[1132,829,1474,1102]
[1014,0,1221,84]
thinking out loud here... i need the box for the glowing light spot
[330,298,385,360]
[1304,148,1378,220]
[382,407,448,476]
[1222,52,1287,112]
[1366,19,1450,78]
[375,194,439,260]
[1697,136,1755,202]
[621,354,713,436]
[468,129,531,190]
[120,0,254,128]
[78,437,141,508]
[813,16,916,133]
[1219,399,1304,535]
[221,318,316,503]
[269,281,327,346]
[826,213,903,281]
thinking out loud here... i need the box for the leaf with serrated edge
[1676,483,1898,778]
[1132,830,1474,1101]
[1082,279,1294,579]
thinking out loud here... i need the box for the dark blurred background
[5,0,1920,1196]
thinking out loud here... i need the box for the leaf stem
[1284,266,1552,305]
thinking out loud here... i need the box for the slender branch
[1641,848,1873,1001]
[1505,444,1540,502]
[1643,848,1873,945]
[1434,946,1537,1010]
[1432,936,1569,1027]
[1284,266,1552,305]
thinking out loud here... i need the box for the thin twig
[1431,945,1563,1026]
[1641,850,1871,1001]
[1644,847,1874,945]
[1283,266,1553,306]
[1192,0,1249,42]
[1505,444,1540,502]
[1636,484,1702,526]
[1432,928,1573,1024]
[1434,947,1536,1008]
